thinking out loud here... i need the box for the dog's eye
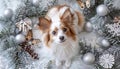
[52,31,56,35]
[63,28,67,32]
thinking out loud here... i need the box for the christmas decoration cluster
[0,0,120,69]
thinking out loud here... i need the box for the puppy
[38,5,84,67]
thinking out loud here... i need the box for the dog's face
[50,19,76,44]
[50,25,68,44]
[38,5,84,47]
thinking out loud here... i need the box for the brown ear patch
[61,8,74,24]
[75,11,85,27]
[38,17,51,33]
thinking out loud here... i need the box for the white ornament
[4,8,13,19]
[101,39,110,47]
[97,38,110,47]
[32,0,39,7]
[85,22,93,32]
[15,34,26,43]
[96,4,109,16]
[16,18,32,32]
[99,54,115,68]
[83,53,95,64]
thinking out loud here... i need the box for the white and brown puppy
[38,5,84,67]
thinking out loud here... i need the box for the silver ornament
[32,0,39,7]
[97,38,110,47]
[101,39,110,47]
[15,34,26,43]
[85,22,93,32]
[4,8,13,19]
[96,4,109,16]
[83,53,95,64]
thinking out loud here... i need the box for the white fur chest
[51,40,79,61]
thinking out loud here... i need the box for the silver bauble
[101,39,110,47]
[85,22,93,32]
[97,38,110,47]
[32,0,39,7]
[15,34,26,43]
[96,5,109,16]
[83,53,95,64]
[4,8,13,19]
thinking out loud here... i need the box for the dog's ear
[61,8,73,24]
[38,17,51,33]
[75,11,85,32]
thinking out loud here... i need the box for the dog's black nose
[59,36,64,41]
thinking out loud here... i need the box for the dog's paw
[65,60,71,67]
[56,60,62,66]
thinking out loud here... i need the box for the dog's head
[38,5,84,47]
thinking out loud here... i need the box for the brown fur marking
[75,11,84,28]
[61,24,76,41]
[38,17,51,33]
[61,8,74,25]
[53,27,58,35]
[44,32,50,47]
